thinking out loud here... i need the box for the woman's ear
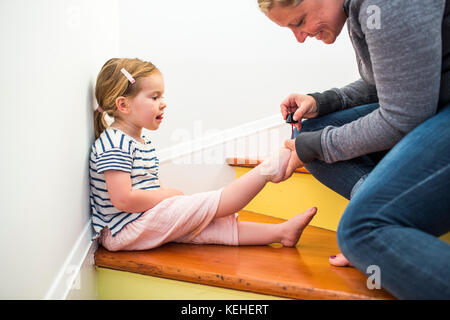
[115,96,130,114]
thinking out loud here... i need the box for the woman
[257,0,450,299]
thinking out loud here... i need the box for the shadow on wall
[85,79,96,227]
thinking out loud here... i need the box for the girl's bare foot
[259,148,291,183]
[329,253,353,267]
[280,207,317,247]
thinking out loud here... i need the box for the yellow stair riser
[97,267,288,300]
[235,167,349,232]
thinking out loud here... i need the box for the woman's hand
[280,93,318,131]
[283,139,305,180]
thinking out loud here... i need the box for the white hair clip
[121,68,136,84]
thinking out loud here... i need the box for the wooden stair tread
[226,157,310,174]
[95,211,394,300]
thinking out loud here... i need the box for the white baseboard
[44,221,96,300]
[66,238,98,300]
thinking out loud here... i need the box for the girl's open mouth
[156,114,164,121]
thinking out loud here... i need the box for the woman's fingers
[280,93,301,120]
[293,106,308,131]
[283,139,305,180]
[280,102,296,120]
[280,105,290,120]
[281,94,318,130]
[293,96,319,130]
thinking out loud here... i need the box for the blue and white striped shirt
[89,127,160,237]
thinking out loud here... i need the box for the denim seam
[350,173,369,199]
[343,160,374,192]
[366,225,450,297]
[370,162,450,224]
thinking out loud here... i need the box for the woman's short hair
[257,0,303,13]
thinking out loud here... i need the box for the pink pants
[99,188,239,251]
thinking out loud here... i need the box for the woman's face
[266,0,347,44]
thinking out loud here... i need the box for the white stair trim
[158,113,286,164]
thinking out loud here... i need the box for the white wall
[118,0,359,153]
[0,0,118,299]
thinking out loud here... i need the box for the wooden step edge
[226,157,310,174]
[94,258,383,300]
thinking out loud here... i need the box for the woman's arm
[308,79,379,117]
[295,0,445,164]
[104,170,183,213]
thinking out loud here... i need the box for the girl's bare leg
[215,148,291,219]
[237,207,317,246]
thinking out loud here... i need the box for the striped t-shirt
[89,127,160,237]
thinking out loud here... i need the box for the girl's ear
[115,96,130,114]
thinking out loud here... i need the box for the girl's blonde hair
[257,0,303,13]
[94,58,160,139]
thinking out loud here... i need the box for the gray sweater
[296,0,450,164]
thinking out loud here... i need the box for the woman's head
[258,0,347,44]
[94,58,165,139]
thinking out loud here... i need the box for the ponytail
[94,109,108,140]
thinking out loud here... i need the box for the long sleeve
[308,79,378,117]
[296,0,445,164]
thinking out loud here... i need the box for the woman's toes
[329,253,353,267]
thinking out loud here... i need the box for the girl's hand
[158,180,184,196]
[104,170,184,212]
[280,93,318,131]
[160,186,184,197]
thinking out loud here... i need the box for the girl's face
[266,0,347,44]
[128,73,166,131]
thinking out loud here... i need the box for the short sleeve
[93,128,134,174]
[96,148,133,173]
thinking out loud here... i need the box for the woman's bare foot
[259,148,291,183]
[329,253,353,267]
[280,207,317,247]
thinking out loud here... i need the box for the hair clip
[97,106,104,113]
[121,68,136,84]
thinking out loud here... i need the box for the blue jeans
[295,103,450,299]
[294,103,386,200]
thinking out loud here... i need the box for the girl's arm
[104,170,184,213]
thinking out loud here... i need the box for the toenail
[330,256,336,259]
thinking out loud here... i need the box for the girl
[90,58,317,251]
